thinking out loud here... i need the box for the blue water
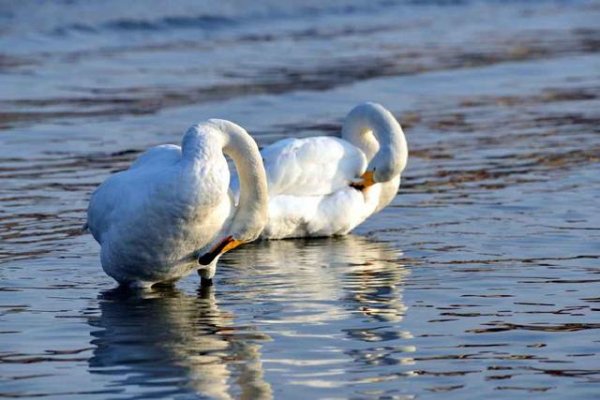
[1,1,600,398]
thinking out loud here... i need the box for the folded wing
[260,136,366,197]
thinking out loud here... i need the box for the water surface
[1,1,599,398]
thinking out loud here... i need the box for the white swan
[86,119,268,288]
[233,102,407,239]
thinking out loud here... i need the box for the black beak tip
[350,182,365,191]
[198,252,216,266]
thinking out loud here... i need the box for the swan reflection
[221,235,414,387]
[88,235,410,397]
[222,235,410,326]
[88,285,272,400]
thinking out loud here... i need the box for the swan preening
[87,102,407,287]
[87,119,268,288]
[233,102,408,239]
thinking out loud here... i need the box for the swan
[86,119,268,288]
[232,102,407,239]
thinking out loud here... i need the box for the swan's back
[129,144,181,170]
[261,136,367,197]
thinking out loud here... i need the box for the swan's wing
[129,144,181,170]
[87,145,182,243]
[261,137,367,197]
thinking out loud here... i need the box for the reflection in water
[87,236,411,398]
[222,235,414,390]
[224,235,410,325]
[88,286,272,400]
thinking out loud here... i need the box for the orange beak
[198,236,245,266]
[350,171,376,191]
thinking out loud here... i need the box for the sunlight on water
[1,0,599,398]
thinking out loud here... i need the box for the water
[1,0,600,398]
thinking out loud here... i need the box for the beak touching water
[350,171,376,191]
[198,235,244,266]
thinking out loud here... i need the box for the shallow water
[1,0,600,398]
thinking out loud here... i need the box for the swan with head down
[232,102,408,239]
[86,119,268,288]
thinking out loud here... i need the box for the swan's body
[233,102,407,239]
[87,119,268,288]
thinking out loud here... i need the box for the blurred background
[1,1,599,399]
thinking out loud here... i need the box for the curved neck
[341,102,408,180]
[184,119,268,242]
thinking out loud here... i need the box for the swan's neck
[198,119,268,242]
[341,102,408,181]
[342,118,379,163]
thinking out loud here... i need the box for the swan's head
[198,236,243,267]
[198,210,266,267]
[352,145,406,190]
[370,145,405,183]
[344,102,408,189]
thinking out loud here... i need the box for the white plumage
[233,102,408,240]
[87,119,268,288]
[262,136,366,197]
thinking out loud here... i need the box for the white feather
[234,102,407,239]
[88,140,232,287]
[87,120,268,287]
